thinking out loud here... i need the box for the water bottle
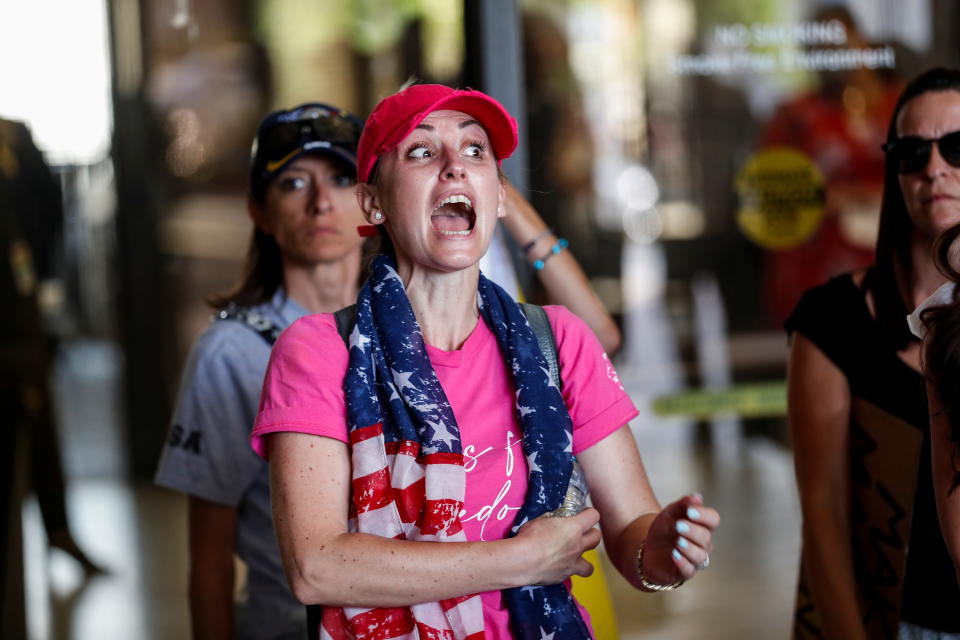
[550,458,589,517]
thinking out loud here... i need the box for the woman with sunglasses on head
[154,103,368,640]
[787,67,960,639]
[251,84,718,640]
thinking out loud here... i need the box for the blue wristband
[533,238,569,270]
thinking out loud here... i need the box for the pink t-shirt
[252,305,638,639]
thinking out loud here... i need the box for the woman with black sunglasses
[787,67,960,639]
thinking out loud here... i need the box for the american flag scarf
[320,254,591,640]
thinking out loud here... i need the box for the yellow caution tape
[651,381,787,418]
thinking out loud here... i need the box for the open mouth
[431,194,476,236]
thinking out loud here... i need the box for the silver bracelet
[636,540,684,591]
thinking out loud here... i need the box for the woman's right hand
[514,507,602,585]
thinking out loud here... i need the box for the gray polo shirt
[155,289,308,640]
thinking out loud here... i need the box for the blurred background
[2,0,958,638]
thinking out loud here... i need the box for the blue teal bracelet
[533,238,569,270]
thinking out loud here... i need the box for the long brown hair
[896,67,960,492]
[864,67,960,351]
[207,223,284,309]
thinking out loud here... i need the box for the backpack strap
[215,304,282,346]
[333,304,358,344]
[305,603,323,640]
[520,303,561,391]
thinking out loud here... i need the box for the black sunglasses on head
[255,105,362,164]
[882,130,960,174]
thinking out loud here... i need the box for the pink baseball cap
[356,84,519,183]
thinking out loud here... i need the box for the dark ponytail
[208,225,284,309]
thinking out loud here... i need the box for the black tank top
[787,271,960,632]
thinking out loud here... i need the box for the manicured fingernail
[676,521,690,534]
[692,491,703,501]
[677,536,689,549]
[687,507,701,520]
[672,549,682,561]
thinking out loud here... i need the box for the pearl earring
[373,211,384,221]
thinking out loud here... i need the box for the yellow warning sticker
[735,147,825,250]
